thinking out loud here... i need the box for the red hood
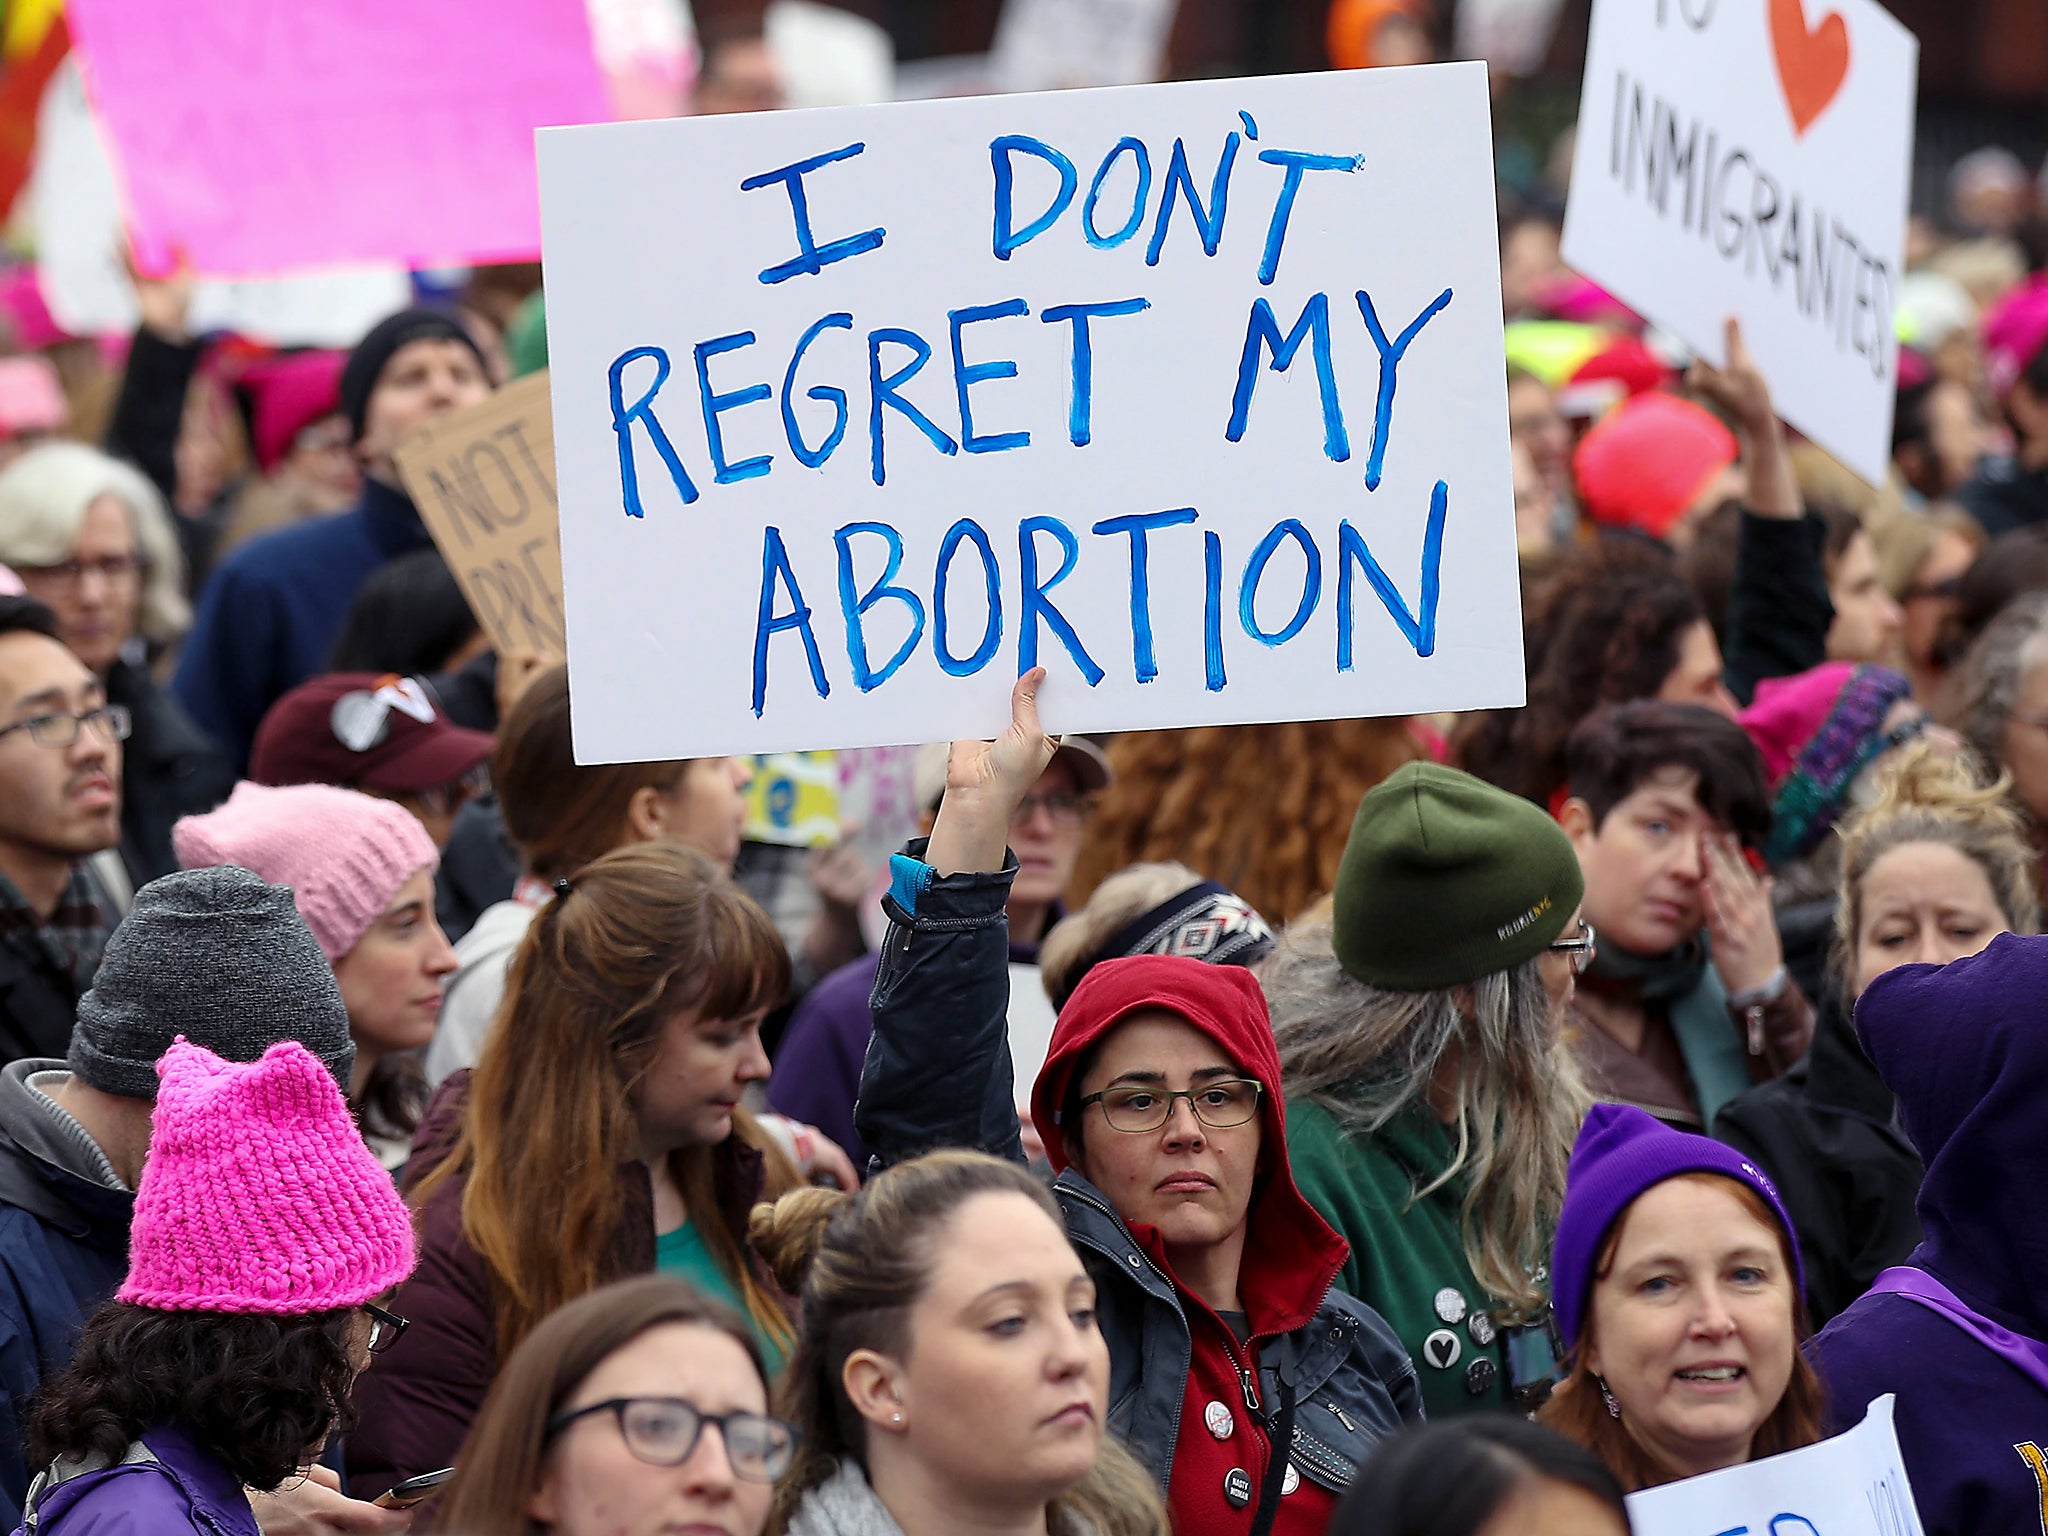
[1031,954,1347,1337]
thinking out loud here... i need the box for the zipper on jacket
[1325,1399,1357,1433]
[1239,1361,1262,1413]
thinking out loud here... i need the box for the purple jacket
[13,1424,258,1536]
[1809,933,2048,1536]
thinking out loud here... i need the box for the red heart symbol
[1769,0,1852,137]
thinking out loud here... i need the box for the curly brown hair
[1453,541,1707,805]
[1069,719,1427,925]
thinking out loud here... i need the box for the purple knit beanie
[1551,1104,1804,1351]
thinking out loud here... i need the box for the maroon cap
[251,673,494,795]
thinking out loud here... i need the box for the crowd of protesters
[0,6,2043,1536]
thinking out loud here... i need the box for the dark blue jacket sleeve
[1723,509,1833,706]
[854,840,1026,1172]
[170,558,282,777]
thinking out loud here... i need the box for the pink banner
[65,0,612,276]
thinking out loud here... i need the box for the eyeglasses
[363,1301,409,1355]
[1547,921,1598,975]
[1080,1078,1264,1134]
[546,1398,799,1483]
[0,704,131,749]
[1012,791,1092,827]
[16,555,147,587]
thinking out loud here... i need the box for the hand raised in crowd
[122,242,197,345]
[247,1464,410,1535]
[1686,315,1800,519]
[925,666,1060,877]
[1699,829,1783,998]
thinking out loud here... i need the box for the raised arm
[853,671,1057,1172]
[1693,318,1833,704]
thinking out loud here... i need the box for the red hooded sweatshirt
[1029,955,1350,1535]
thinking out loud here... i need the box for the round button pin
[1464,1356,1499,1396]
[1223,1469,1253,1509]
[1433,1286,1468,1324]
[1281,1463,1301,1496]
[1423,1327,1462,1370]
[1204,1400,1235,1440]
[1468,1311,1497,1348]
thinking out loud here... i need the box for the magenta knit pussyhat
[119,1038,414,1313]
[172,781,438,960]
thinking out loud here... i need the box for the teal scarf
[1585,938,1750,1128]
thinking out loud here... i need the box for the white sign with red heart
[1561,0,1918,487]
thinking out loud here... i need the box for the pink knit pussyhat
[119,1037,414,1313]
[171,781,438,960]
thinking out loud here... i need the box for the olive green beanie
[1332,761,1584,991]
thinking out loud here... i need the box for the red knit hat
[1573,391,1738,539]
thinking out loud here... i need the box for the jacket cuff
[882,836,1017,926]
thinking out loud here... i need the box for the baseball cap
[251,672,494,795]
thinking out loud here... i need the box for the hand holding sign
[1686,317,1801,518]
[926,667,1062,879]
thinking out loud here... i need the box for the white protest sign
[990,0,1179,91]
[538,64,1522,763]
[1560,0,1917,486]
[1626,1395,1925,1536]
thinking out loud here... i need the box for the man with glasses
[0,596,123,1066]
[769,736,1111,1171]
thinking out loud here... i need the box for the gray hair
[1264,907,1588,1316]
[0,442,190,645]
[1944,588,2048,784]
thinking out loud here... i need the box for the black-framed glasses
[1547,921,1598,975]
[1080,1078,1264,1134]
[546,1398,798,1483]
[363,1301,409,1355]
[0,704,131,750]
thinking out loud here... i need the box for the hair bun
[748,1185,849,1296]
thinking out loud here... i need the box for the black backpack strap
[1248,1335,1300,1536]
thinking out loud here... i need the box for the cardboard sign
[1626,1395,1925,1536]
[63,0,610,276]
[990,0,1179,91]
[1561,0,1917,486]
[538,65,1523,763]
[395,372,567,662]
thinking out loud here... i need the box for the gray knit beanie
[69,866,356,1100]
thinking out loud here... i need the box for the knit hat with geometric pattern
[118,1037,414,1313]
[172,781,438,961]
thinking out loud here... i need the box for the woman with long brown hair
[1539,1104,1825,1490]
[431,1276,790,1536]
[345,841,801,1499]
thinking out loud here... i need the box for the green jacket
[1286,1097,1524,1418]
